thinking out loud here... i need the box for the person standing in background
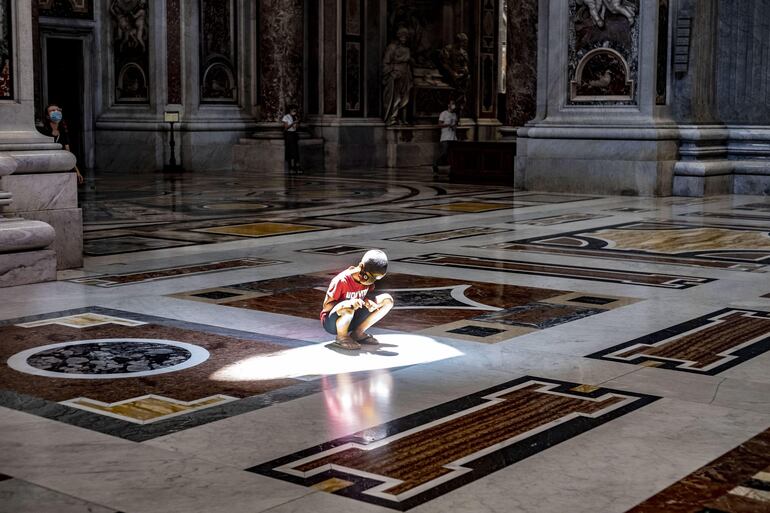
[40,103,84,184]
[432,100,458,175]
[282,105,302,173]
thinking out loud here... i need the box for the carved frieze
[568,0,639,105]
[110,0,149,103]
[39,0,93,20]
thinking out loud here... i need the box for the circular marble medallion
[7,339,210,379]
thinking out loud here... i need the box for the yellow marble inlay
[728,485,770,502]
[571,384,599,393]
[592,227,770,254]
[312,478,354,493]
[197,222,322,237]
[18,313,145,329]
[64,395,235,424]
[424,202,508,213]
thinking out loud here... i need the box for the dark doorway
[46,38,85,169]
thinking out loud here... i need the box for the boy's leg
[350,293,394,343]
[332,307,362,349]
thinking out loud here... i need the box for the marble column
[673,0,770,196]
[257,0,304,122]
[514,0,679,195]
[235,0,322,172]
[500,0,538,140]
[0,1,77,284]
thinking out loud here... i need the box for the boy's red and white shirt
[320,268,374,321]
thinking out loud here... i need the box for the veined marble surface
[1,167,769,512]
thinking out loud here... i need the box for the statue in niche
[439,33,470,110]
[110,0,148,52]
[577,0,637,28]
[388,0,433,67]
[382,27,413,126]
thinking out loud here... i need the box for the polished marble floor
[2,167,770,512]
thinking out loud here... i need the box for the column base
[0,249,57,287]
[233,125,324,172]
[515,125,679,196]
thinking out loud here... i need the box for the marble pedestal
[385,125,476,168]
[233,128,324,172]
[1,172,82,269]
[672,125,770,196]
[0,218,57,287]
[516,126,680,196]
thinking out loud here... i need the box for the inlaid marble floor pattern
[2,168,770,513]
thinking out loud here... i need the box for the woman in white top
[282,105,301,173]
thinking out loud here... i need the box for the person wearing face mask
[432,99,458,175]
[40,103,84,184]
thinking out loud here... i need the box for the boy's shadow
[325,342,399,357]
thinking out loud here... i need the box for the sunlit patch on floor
[210,334,463,381]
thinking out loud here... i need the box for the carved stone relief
[200,0,237,103]
[110,0,149,103]
[568,0,639,105]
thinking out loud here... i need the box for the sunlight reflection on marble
[209,334,463,381]
[321,371,394,434]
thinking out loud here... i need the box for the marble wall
[90,0,259,172]
[715,0,770,124]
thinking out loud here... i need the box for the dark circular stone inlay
[26,341,192,375]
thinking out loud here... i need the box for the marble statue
[439,33,470,109]
[382,28,413,126]
[577,0,637,28]
[110,0,148,52]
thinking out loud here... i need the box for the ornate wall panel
[307,0,320,114]
[655,0,669,104]
[477,0,498,117]
[568,0,640,105]
[200,0,238,103]
[322,0,337,115]
[365,0,380,118]
[258,0,303,120]
[0,0,12,100]
[110,0,150,104]
[39,0,94,20]
[166,0,181,104]
[342,0,364,115]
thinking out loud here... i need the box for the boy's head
[359,249,388,285]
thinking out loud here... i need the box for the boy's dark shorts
[322,307,370,335]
